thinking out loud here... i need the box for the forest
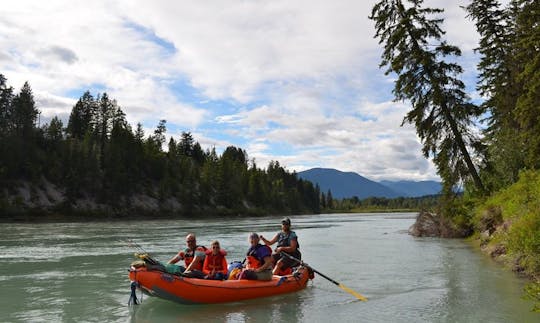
[0,81,326,217]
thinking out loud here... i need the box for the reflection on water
[129,287,314,323]
[0,213,537,322]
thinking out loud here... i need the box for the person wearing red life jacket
[260,217,301,275]
[167,233,207,278]
[239,232,273,281]
[202,240,228,280]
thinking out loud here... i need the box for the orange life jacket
[203,249,228,275]
[181,245,207,270]
[246,245,272,269]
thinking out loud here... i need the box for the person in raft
[202,240,228,280]
[167,233,207,278]
[260,217,301,275]
[238,232,273,281]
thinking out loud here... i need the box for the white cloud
[0,0,485,181]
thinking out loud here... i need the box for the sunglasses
[186,239,195,243]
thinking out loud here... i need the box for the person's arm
[202,255,211,275]
[185,247,206,272]
[185,255,200,271]
[276,239,298,254]
[220,257,228,275]
[260,233,278,246]
[167,251,184,264]
[256,255,273,272]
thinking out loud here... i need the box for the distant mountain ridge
[297,168,441,199]
[379,180,442,198]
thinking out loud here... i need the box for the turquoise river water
[0,213,537,322]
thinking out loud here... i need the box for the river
[0,213,536,322]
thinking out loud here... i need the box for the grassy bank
[471,170,540,312]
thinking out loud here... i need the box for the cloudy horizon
[1,0,486,182]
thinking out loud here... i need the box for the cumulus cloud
[0,0,482,181]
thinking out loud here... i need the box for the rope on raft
[128,281,142,305]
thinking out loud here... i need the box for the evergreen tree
[191,142,205,165]
[326,189,334,209]
[150,119,167,150]
[512,0,540,169]
[0,79,322,216]
[134,122,145,143]
[44,116,64,142]
[11,82,38,139]
[467,0,540,189]
[370,0,485,194]
[0,74,14,136]
[178,132,194,156]
[42,117,65,181]
[66,91,96,139]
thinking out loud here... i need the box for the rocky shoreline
[0,179,269,221]
[408,210,528,277]
[408,210,471,238]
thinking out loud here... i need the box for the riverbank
[408,171,540,312]
[0,179,307,222]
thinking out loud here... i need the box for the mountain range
[297,168,441,199]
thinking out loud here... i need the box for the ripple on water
[1,214,537,322]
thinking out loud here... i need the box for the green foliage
[0,74,14,136]
[476,170,540,277]
[524,281,540,313]
[329,194,440,213]
[467,0,540,191]
[478,170,540,221]
[508,211,540,275]
[370,0,485,193]
[0,74,320,217]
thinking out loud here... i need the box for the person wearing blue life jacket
[238,232,273,281]
[260,217,301,275]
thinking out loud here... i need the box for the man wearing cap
[260,217,301,275]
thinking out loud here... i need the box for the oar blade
[339,283,367,301]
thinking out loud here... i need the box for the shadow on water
[128,285,315,323]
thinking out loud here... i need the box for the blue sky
[0,0,487,181]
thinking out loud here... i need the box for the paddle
[280,252,367,301]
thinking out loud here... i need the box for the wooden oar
[280,252,367,301]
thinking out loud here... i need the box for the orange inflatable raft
[128,266,314,304]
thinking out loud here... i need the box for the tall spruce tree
[0,74,14,136]
[370,0,485,194]
[512,0,540,169]
[11,82,38,139]
[467,0,540,188]
[66,91,96,139]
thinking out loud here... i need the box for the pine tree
[66,91,96,139]
[326,189,334,209]
[467,0,540,188]
[11,82,38,139]
[178,132,194,156]
[0,74,14,136]
[44,116,64,142]
[512,0,540,169]
[370,0,485,194]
